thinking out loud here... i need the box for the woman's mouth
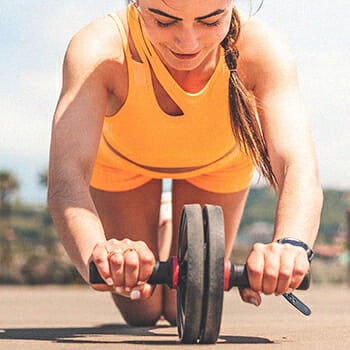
[170,50,200,60]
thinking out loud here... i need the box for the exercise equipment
[89,204,311,344]
[176,204,204,343]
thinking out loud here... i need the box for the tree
[38,169,48,188]
[0,171,19,270]
[0,171,19,210]
[38,169,52,225]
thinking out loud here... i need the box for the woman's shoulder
[63,9,128,77]
[237,13,297,89]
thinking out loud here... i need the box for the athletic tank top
[96,4,243,177]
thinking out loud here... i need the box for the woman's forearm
[273,165,323,246]
[48,182,106,282]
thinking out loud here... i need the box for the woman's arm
[48,20,120,282]
[256,40,323,247]
[240,21,323,301]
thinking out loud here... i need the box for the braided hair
[221,8,277,188]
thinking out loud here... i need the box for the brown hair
[221,8,277,188]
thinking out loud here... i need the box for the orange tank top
[95,4,245,178]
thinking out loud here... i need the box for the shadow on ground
[0,324,272,345]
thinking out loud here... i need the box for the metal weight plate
[200,205,225,344]
[177,204,205,344]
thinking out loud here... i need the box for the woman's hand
[90,238,156,300]
[239,242,310,306]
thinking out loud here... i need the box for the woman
[48,0,323,326]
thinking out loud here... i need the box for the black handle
[228,263,311,290]
[89,258,176,289]
[147,259,176,288]
[90,260,310,291]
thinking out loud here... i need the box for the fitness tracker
[277,237,314,263]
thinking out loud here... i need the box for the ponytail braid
[221,8,277,188]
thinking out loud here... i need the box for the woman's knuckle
[109,238,118,245]
[271,242,280,253]
[247,263,261,277]
[252,242,264,252]
[264,270,276,280]
[109,254,123,266]
[294,265,306,277]
[94,255,104,265]
[279,267,292,279]
[140,253,153,265]
[125,259,138,270]
[136,240,147,248]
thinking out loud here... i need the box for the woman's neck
[164,46,221,93]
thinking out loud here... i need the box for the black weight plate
[177,204,205,344]
[200,205,225,344]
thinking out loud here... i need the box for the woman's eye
[200,20,220,27]
[155,19,177,27]
[154,18,220,28]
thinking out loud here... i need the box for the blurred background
[0,0,349,285]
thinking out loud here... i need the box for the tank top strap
[107,10,149,98]
[107,12,131,56]
[126,5,150,65]
[127,4,227,108]
[128,5,187,102]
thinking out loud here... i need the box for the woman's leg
[162,180,249,323]
[90,179,163,326]
[157,192,173,261]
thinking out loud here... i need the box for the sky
[0,0,349,203]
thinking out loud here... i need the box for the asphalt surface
[1,284,349,349]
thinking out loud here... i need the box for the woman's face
[136,0,233,71]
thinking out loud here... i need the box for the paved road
[0,284,349,349]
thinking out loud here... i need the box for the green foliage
[0,204,82,284]
[319,190,349,236]
[0,185,349,285]
[240,187,277,227]
[0,171,19,209]
[240,187,349,235]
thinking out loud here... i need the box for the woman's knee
[122,308,162,327]
[112,287,163,327]
[162,287,177,326]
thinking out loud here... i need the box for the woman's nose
[174,27,200,53]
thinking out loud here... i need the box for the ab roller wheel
[89,204,311,344]
[176,204,205,343]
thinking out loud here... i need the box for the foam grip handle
[228,263,311,290]
[89,257,178,290]
[147,259,176,288]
